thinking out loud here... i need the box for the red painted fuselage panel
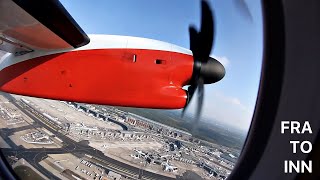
[0,48,193,109]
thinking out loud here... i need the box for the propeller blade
[188,0,214,63]
[192,77,204,133]
[181,84,197,117]
[189,26,199,60]
[198,0,214,62]
[196,78,204,120]
[233,0,253,22]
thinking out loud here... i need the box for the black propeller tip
[233,0,253,22]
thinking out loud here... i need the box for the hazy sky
[60,0,263,131]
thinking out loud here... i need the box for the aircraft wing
[0,0,90,55]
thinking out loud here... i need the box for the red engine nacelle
[0,35,194,109]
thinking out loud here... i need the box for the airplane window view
[0,0,263,179]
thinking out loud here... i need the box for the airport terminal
[0,92,238,179]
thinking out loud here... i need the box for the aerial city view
[0,92,246,180]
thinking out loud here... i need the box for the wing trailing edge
[0,0,90,55]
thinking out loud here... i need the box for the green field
[14,165,44,180]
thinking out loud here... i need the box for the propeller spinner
[182,0,225,131]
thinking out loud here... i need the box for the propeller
[182,0,225,131]
[233,0,253,22]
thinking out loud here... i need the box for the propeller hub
[189,57,225,85]
[199,57,225,84]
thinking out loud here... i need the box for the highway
[0,93,175,180]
